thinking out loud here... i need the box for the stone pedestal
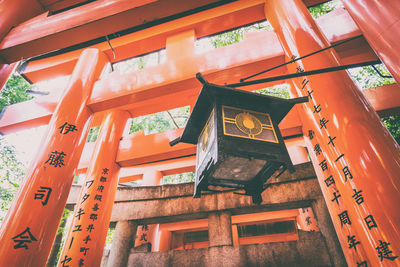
[107,220,138,267]
[208,211,233,247]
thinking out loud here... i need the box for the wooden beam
[0,0,238,63]
[0,28,384,135]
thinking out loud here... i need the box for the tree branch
[166,110,179,129]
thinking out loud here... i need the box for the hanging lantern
[171,74,308,204]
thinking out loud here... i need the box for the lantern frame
[171,74,308,203]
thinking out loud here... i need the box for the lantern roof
[176,77,308,145]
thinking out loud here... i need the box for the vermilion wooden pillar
[0,48,107,266]
[342,0,400,83]
[0,63,15,91]
[265,0,400,266]
[58,109,130,266]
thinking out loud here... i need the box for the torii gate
[0,0,399,266]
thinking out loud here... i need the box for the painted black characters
[45,151,66,167]
[34,186,52,206]
[58,122,78,135]
[12,227,37,250]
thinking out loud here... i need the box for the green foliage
[130,113,171,135]
[210,21,272,48]
[57,209,71,235]
[0,74,33,222]
[54,209,72,264]
[163,172,195,185]
[382,116,400,144]
[105,227,116,249]
[254,84,290,99]
[127,106,195,184]
[129,106,190,135]
[86,126,100,142]
[0,74,33,112]
[308,0,343,19]
[307,1,399,143]
[348,64,396,89]
[0,136,26,222]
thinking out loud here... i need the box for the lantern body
[174,81,307,203]
[194,103,294,203]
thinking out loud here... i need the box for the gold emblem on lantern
[222,106,278,143]
[235,112,262,136]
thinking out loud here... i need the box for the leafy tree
[308,0,343,19]
[0,137,27,222]
[209,21,271,48]
[255,84,290,99]
[382,116,400,144]
[307,0,400,144]
[129,106,190,135]
[105,226,116,249]
[47,208,72,266]
[163,172,195,185]
[0,74,33,222]
[348,64,395,89]
[0,74,33,111]
[86,126,100,142]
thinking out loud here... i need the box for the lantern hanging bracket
[225,60,381,88]
[196,72,208,85]
[371,65,393,79]
[240,35,363,82]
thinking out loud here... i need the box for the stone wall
[125,231,332,267]
[65,163,346,266]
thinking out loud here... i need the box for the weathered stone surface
[67,162,316,207]
[208,212,233,247]
[126,231,332,267]
[68,162,345,266]
[106,220,137,267]
[108,177,318,223]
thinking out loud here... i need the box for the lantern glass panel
[196,108,216,168]
[222,106,278,143]
[213,156,267,181]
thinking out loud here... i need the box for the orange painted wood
[0,49,107,266]
[58,109,129,267]
[343,0,400,84]
[118,156,196,183]
[363,83,400,117]
[0,0,236,63]
[1,0,155,51]
[0,0,43,42]
[0,63,15,92]
[265,0,400,265]
[21,6,372,84]
[117,128,196,167]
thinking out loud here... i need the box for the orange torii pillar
[58,109,130,267]
[0,48,107,266]
[0,63,16,91]
[265,0,400,266]
[342,0,400,84]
